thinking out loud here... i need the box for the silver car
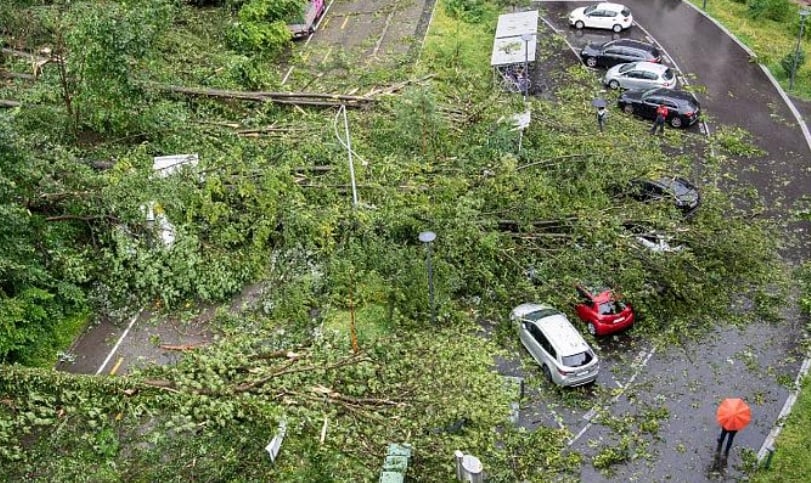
[511,303,599,387]
[603,61,676,90]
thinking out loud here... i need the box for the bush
[747,0,792,22]
[444,0,487,23]
[781,48,806,77]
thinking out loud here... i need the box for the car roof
[520,311,590,357]
[607,39,655,49]
[633,62,669,74]
[597,2,628,10]
[534,315,590,357]
[645,88,697,103]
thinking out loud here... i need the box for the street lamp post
[521,33,534,102]
[790,9,811,91]
[418,231,437,324]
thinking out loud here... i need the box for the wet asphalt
[55,1,811,480]
[502,1,809,481]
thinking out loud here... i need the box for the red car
[574,285,635,336]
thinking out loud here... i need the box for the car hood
[570,6,586,17]
[664,178,699,205]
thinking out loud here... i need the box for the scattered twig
[0,99,21,108]
[160,343,207,351]
[517,154,589,171]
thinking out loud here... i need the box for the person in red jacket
[650,103,669,135]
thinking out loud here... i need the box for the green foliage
[226,0,301,54]
[0,329,578,480]
[747,0,791,22]
[53,0,175,134]
[781,48,806,77]
[444,0,491,24]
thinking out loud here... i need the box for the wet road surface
[525,2,808,480]
[542,0,810,252]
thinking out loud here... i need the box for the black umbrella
[591,98,607,109]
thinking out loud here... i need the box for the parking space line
[371,7,396,57]
[322,17,331,29]
[96,311,140,375]
[109,357,124,376]
[340,16,349,30]
[322,47,332,64]
[567,346,657,447]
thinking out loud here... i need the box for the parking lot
[282,0,435,87]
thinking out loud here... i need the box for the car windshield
[663,68,674,80]
[659,178,692,196]
[584,5,596,14]
[621,7,631,16]
[619,63,637,73]
[562,351,594,368]
[525,308,560,321]
[598,301,623,315]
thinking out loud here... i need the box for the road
[530,1,809,480]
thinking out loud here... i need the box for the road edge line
[757,355,811,461]
[95,310,141,375]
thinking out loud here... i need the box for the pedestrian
[714,398,751,462]
[715,428,738,458]
[597,106,607,133]
[650,103,668,135]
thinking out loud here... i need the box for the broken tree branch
[0,100,21,108]
[160,343,207,351]
[234,353,371,393]
[0,70,36,81]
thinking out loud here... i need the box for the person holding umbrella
[592,98,607,133]
[715,398,751,459]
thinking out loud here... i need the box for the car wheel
[587,323,597,336]
[542,365,553,382]
[612,24,622,33]
[670,117,683,128]
[586,57,597,68]
[608,79,620,89]
[575,20,585,29]
[623,104,634,114]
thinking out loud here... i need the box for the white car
[603,62,676,90]
[511,303,599,387]
[569,3,633,33]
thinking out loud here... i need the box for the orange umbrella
[716,398,751,431]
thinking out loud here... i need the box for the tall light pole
[521,33,534,102]
[418,231,437,324]
[790,9,810,91]
[334,104,359,208]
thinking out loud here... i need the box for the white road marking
[567,346,657,446]
[281,0,336,86]
[96,311,140,375]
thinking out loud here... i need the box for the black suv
[580,39,661,69]
[628,177,701,217]
[617,88,701,128]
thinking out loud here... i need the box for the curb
[680,0,811,154]
[680,0,811,462]
[757,357,811,461]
